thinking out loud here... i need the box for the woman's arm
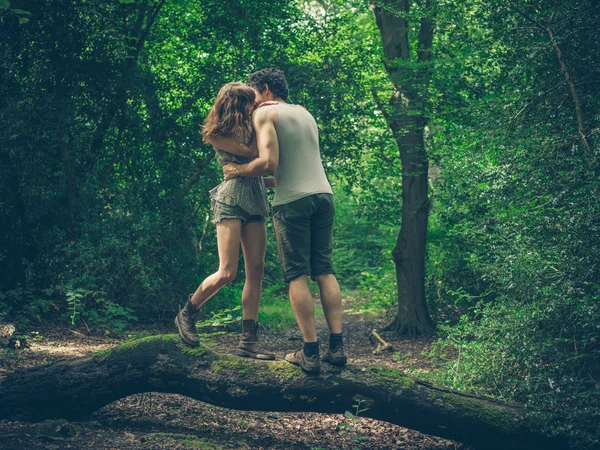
[263,177,275,188]
[223,107,279,179]
[209,135,257,158]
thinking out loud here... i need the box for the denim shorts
[212,201,265,226]
[272,193,335,283]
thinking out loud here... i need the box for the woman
[174,82,274,360]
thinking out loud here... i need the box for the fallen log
[0,334,566,449]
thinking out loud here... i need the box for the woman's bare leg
[235,220,273,360]
[240,221,267,321]
[190,219,242,309]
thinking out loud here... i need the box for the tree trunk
[387,115,435,334]
[0,335,567,449]
[372,1,435,334]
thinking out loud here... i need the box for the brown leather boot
[284,345,321,374]
[234,319,275,360]
[174,295,200,347]
[322,346,347,366]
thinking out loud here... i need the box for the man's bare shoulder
[253,104,279,125]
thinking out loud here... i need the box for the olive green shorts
[212,201,265,226]
[272,193,335,283]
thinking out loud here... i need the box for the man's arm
[263,177,275,188]
[208,135,257,158]
[223,106,279,180]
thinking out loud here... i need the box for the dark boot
[174,295,200,347]
[234,319,275,360]
[322,346,347,366]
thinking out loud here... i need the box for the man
[223,68,346,373]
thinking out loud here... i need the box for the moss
[91,334,210,360]
[146,432,226,449]
[91,347,113,358]
[210,355,305,382]
[438,392,524,433]
[211,356,257,378]
[266,360,302,380]
[339,365,415,392]
[177,341,211,358]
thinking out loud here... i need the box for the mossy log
[0,334,565,449]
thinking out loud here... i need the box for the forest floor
[0,295,470,450]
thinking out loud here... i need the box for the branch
[371,88,393,125]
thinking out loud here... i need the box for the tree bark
[0,335,568,450]
[371,0,435,334]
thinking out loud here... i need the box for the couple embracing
[174,68,346,374]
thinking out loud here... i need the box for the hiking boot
[284,346,321,374]
[234,319,275,360]
[322,346,347,366]
[174,295,200,347]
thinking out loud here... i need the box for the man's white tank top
[272,103,333,206]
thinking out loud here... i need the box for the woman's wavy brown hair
[201,82,255,144]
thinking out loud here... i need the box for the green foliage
[344,399,370,420]
[61,281,138,334]
[196,305,241,335]
[257,284,324,331]
[1,0,599,445]
[0,286,54,327]
[423,291,600,446]
[416,1,600,446]
[331,183,396,291]
[0,0,376,328]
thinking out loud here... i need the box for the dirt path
[0,296,470,450]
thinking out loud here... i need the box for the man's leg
[289,275,318,342]
[315,273,346,365]
[272,198,321,373]
[315,273,342,334]
[285,274,320,372]
[311,194,346,365]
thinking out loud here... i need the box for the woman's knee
[245,261,265,279]
[217,267,237,285]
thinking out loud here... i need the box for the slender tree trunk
[388,115,434,334]
[507,5,598,176]
[372,0,435,334]
[546,22,598,179]
[0,152,30,286]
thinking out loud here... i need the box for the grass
[258,291,324,331]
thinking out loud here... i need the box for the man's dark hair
[248,68,289,101]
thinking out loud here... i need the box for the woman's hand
[223,163,241,180]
